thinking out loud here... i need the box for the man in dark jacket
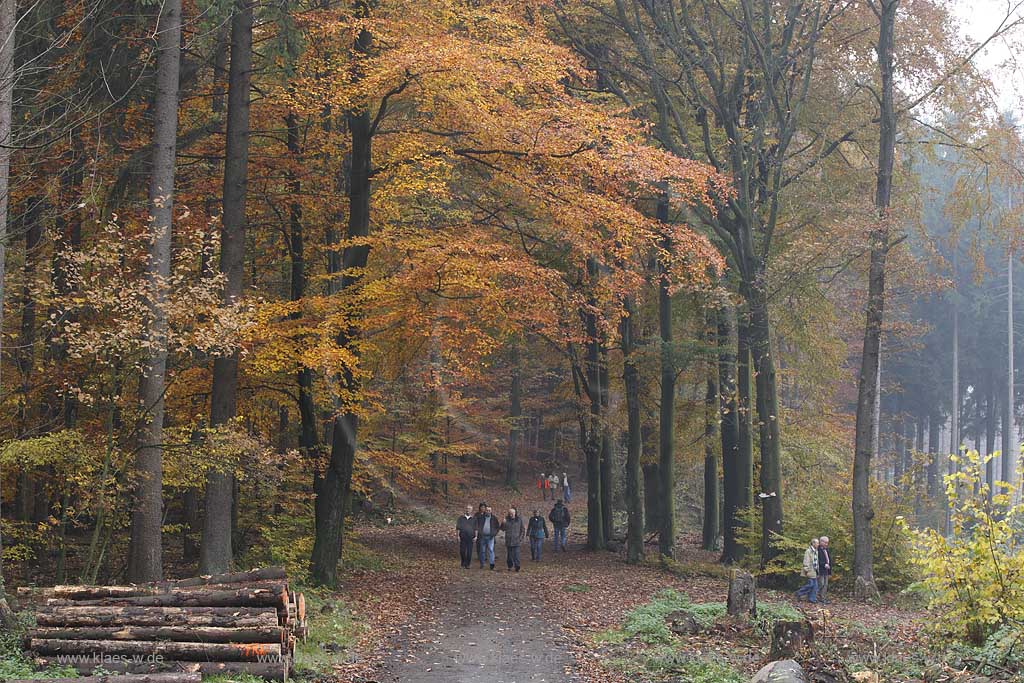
[549,500,570,552]
[527,510,548,561]
[476,504,500,569]
[501,507,526,572]
[456,504,477,568]
[817,535,832,604]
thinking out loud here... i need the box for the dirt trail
[380,557,577,682]
[358,502,580,683]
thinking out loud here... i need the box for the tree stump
[770,619,815,660]
[666,610,701,635]
[727,568,756,617]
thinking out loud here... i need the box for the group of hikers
[795,536,833,604]
[455,500,572,571]
[537,472,571,502]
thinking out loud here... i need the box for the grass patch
[752,601,803,637]
[1,611,78,680]
[293,589,366,675]
[609,646,745,682]
[619,589,724,644]
[564,583,591,593]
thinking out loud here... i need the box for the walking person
[548,472,560,498]
[562,472,571,502]
[476,504,500,570]
[501,507,526,572]
[539,473,547,501]
[795,538,820,603]
[527,509,548,561]
[817,536,832,604]
[549,499,570,552]
[457,504,477,569]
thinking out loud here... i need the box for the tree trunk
[507,342,521,488]
[703,308,720,551]
[582,260,605,550]
[309,10,373,586]
[719,302,744,563]
[987,386,996,502]
[129,0,181,583]
[852,0,897,601]
[928,413,940,499]
[643,463,661,535]
[599,340,614,544]
[748,287,783,566]
[0,0,15,629]
[1004,249,1015,489]
[284,109,319,467]
[657,203,676,558]
[622,296,643,563]
[894,416,905,483]
[14,199,42,523]
[202,0,253,574]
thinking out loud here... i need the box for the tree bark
[26,626,285,644]
[703,308,720,551]
[599,340,614,543]
[622,296,643,563]
[45,587,287,610]
[719,302,744,563]
[310,7,373,586]
[202,0,253,574]
[35,606,280,628]
[581,260,605,550]
[642,462,661,534]
[852,0,898,601]
[283,108,320,470]
[0,0,16,629]
[129,0,182,583]
[28,639,282,662]
[657,199,675,558]
[987,385,996,502]
[507,342,521,488]
[748,287,783,566]
[1004,248,1015,489]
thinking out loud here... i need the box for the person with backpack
[548,500,570,552]
[527,509,548,561]
[501,507,526,572]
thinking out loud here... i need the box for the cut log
[46,586,288,610]
[26,625,286,644]
[32,658,289,682]
[51,581,288,601]
[6,674,201,683]
[727,568,756,618]
[35,606,279,628]
[159,567,286,588]
[296,593,305,623]
[28,638,283,662]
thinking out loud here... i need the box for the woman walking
[502,507,526,572]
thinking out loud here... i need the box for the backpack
[551,505,568,525]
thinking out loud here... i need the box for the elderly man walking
[795,538,820,603]
[817,536,832,604]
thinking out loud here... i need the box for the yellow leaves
[906,449,1024,643]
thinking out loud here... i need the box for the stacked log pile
[22,568,307,682]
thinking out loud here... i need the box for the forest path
[346,492,582,683]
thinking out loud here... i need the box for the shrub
[904,450,1024,644]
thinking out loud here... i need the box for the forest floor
[321,485,938,683]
